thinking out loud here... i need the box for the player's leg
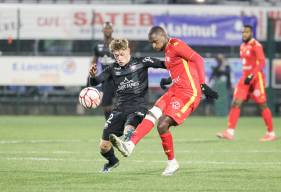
[101,80,114,119]
[99,139,119,173]
[100,111,124,172]
[157,116,176,160]
[109,93,171,157]
[157,116,179,176]
[123,110,146,141]
[122,125,135,142]
[251,73,276,141]
[217,78,248,140]
[109,105,163,157]
[158,92,201,176]
[216,99,243,140]
[258,102,276,141]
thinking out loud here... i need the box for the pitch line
[1,157,281,166]
[0,139,219,144]
[0,140,83,144]
[1,150,281,154]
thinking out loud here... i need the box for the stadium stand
[0,0,280,5]
[0,0,280,115]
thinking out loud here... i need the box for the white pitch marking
[0,139,215,144]
[0,140,87,144]
[1,150,281,154]
[1,157,281,166]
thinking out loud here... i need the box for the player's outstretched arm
[200,84,219,99]
[142,57,166,69]
[88,64,112,86]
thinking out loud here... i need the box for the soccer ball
[79,87,102,109]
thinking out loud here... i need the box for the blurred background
[0,0,280,116]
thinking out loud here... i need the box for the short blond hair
[109,38,129,52]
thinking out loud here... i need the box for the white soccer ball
[79,87,102,109]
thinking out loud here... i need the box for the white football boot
[109,134,135,157]
[162,159,179,176]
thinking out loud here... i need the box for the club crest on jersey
[142,57,154,63]
[253,89,261,97]
[171,101,181,110]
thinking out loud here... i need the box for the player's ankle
[168,158,177,163]
[226,128,235,136]
[267,131,275,136]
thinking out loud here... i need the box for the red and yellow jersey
[240,38,265,76]
[164,38,204,96]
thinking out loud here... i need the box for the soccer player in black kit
[88,38,166,173]
[90,22,115,119]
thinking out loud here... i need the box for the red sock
[261,107,273,132]
[227,107,240,129]
[160,132,174,160]
[131,119,155,145]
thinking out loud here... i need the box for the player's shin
[160,131,175,160]
[261,107,273,132]
[100,147,119,165]
[130,106,162,145]
[227,107,241,130]
[123,125,135,141]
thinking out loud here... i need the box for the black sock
[104,111,111,120]
[100,147,118,165]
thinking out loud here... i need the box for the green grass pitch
[0,116,280,192]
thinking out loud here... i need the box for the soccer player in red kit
[110,26,218,176]
[216,25,276,142]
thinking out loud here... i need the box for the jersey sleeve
[174,41,205,84]
[252,43,265,75]
[88,65,112,86]
[141,57,166,69]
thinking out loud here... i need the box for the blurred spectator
[208,54,232,115]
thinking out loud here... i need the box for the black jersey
[89,57,166,111]
[93,41,115,69]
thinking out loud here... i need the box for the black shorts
[102,108,147,141]
[101,79,115,107]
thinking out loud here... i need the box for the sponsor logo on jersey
[142,57,154,63]
[172,76,180,83]
[117,77,140,91]
[114,66,121,70]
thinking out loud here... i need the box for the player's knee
[157,119,170,135]
[232,100,242,108]
[145,106,163,124]
[99,140,111,153]
[259,102,268,111]
[149,106,162,119]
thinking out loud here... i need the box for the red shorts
[155,87,201,125]
[233,72,267,103]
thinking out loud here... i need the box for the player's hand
[200,84,219,100]
[160,77,172,90]
[89,63,97,77]
[244,74,253,85]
